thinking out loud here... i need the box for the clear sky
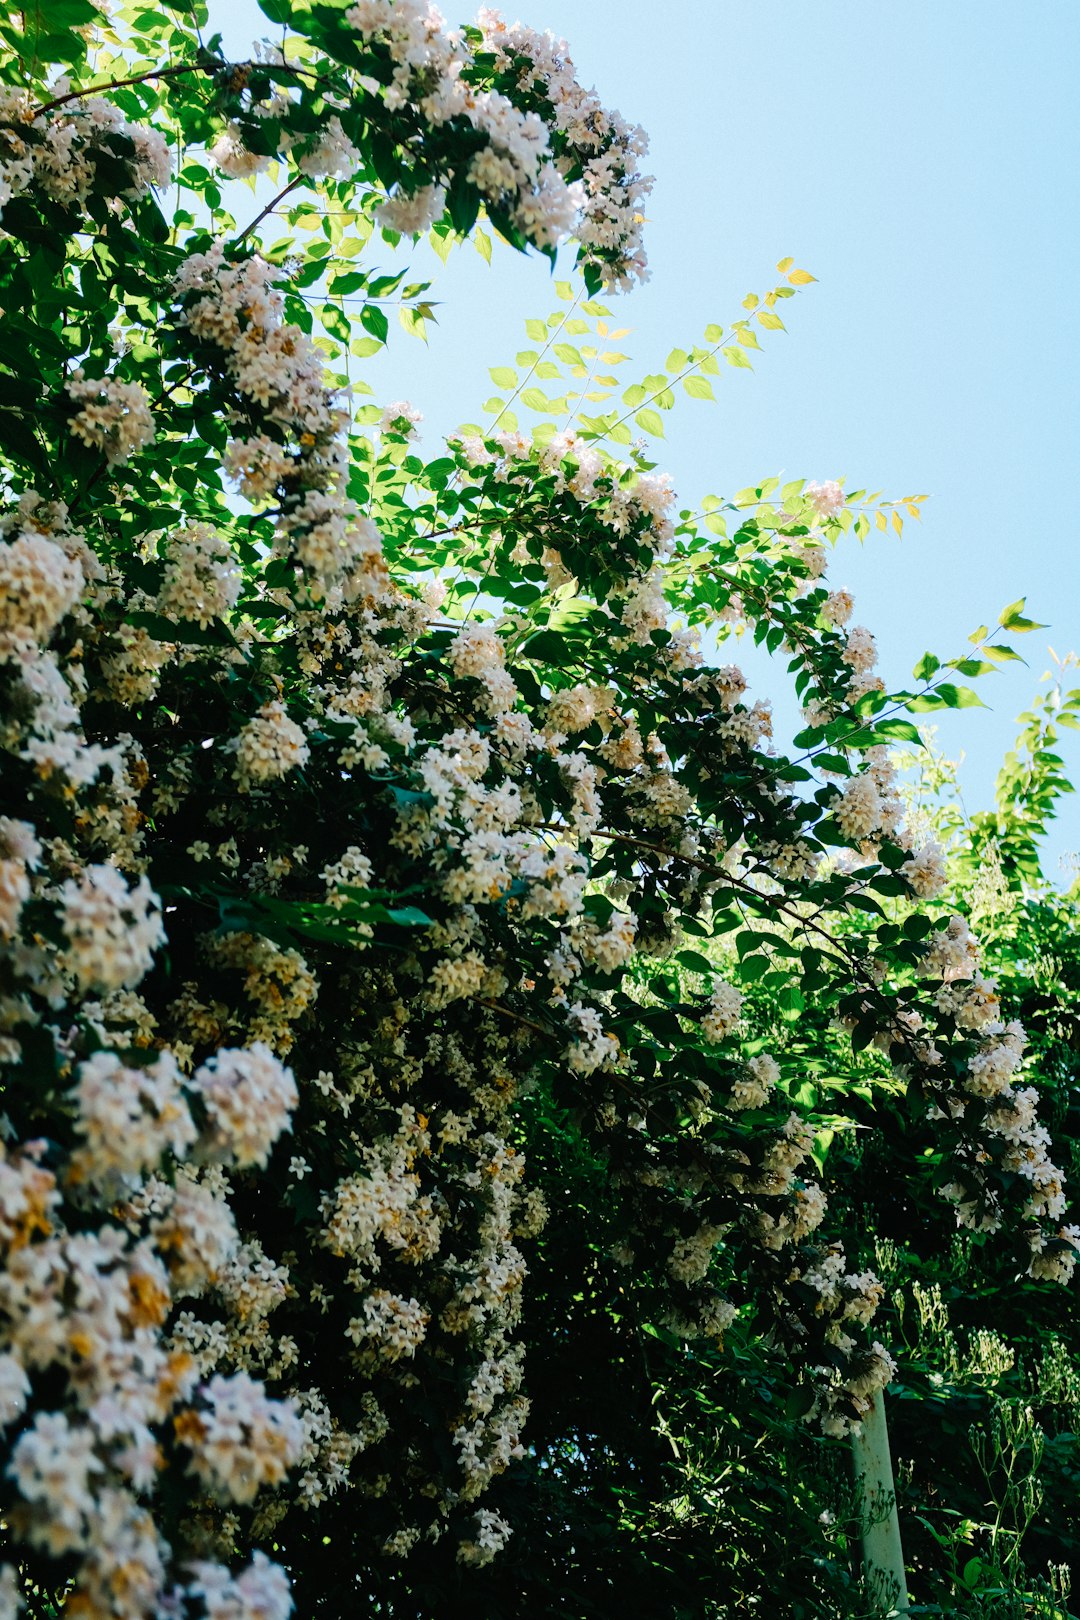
[217,0,1080,874]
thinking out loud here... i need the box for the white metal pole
[850,1388,911,1616]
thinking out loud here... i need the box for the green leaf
[908,683,986,712]
[322,305,351,344]
[385,905,433,927]
[360,305,389,343]
[682,375,715,401]
[951,658,995,677]
[984,643,1025,664]
[635,408,664,437]
[871,719,922,744]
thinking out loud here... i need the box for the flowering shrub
[851,679,1080,1613]
[0,1,1074,1615]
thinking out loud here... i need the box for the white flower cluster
[379,399,423,438]
[71,1050,196,1186]
[295,113,361,179]
[668,1223,725,1285]
[175,244,335,455]
[782,1243,894,1437]
[157,524,241,628]
[230,700,311,790]
[902,916,1076,1275]
[0,86,169,222]
[192,1043,299,1168]
[901,839,947,899]
[212,93,360,184]
[545,681,608,737]
[0,817,40,943]
[839,622,885,707]
[322,1106,442,1276]
[337,1,651,285]
[702,980,743,1044]
[731,1052,779,1112]
[445,621,519,717]
[0,1118,301,1612]
[921,914,979,984]
[177,1371,304,1503]
[347,1290,429,1363]
[322,845,374,910]
[175,244,399,619]
[579,909,637,973]
[66,369,155,465]
[185,1551,293,1620]
[457,1506,513,1567]
[834,747,903,852]
[566,1002,619,1075]
[59,866,165,993]
[477,10,652,287]
[209,123,271,179]
[805,479,845,519]
[0,525,84,654]
[375,180,446,235]
[820,587,853,627]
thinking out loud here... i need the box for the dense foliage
[0,1,1075,1615]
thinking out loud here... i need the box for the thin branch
[233,177,304,246]
[34,62,209,115]
[33,54,327,117]
[472,996,558,1042]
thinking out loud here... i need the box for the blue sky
[218,0,1080,874]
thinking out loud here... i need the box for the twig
[234,177,304,246]
[472,996,558,1042]
[35,62,208,115]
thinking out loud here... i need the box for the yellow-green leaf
[683,375,715,401]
